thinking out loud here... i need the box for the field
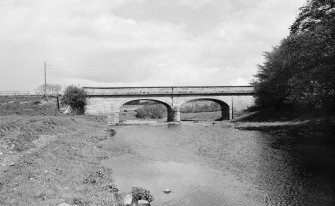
[0,96,59,116]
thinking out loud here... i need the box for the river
[101,122,335,206]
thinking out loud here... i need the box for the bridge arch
[119,98,174,122]
[179,98,230,121]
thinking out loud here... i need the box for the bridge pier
[172,106,181,122]
[108,112,120,125]
[167,106,181,122]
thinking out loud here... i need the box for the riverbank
[0,115,121,205]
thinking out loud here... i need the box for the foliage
[36,84,62,95]
[135,103,166,119]
[131,187,154,203]
[181,102,221,113]
[62,86,87,114]
[290,0,335,34]
[253,0,335,112]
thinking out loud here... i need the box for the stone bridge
[83,86,255,124]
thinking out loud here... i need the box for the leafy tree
[62,86,87,114]
[253,46,292,108]
[285,32,335,109]
[290,0,335,35]
[287,0,335,109]
[253,0,335,112]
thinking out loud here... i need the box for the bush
[131,187,154,203]
[181,102,220,113]
[135,104,166,119]
[62,86,87,114]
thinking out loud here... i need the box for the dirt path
[0,115,120,206]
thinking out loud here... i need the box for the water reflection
[102,124,335,206]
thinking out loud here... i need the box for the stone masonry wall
[84,86,255,124]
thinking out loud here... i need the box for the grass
[0,95,59,116]
[0,96,121,205]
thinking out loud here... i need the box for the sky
[0,0,305,91]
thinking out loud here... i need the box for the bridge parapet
[83,86,254,97]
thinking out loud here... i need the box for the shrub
[62,86,87,114]
[131,187,154,203]
[181,102,220,113]
[135,104,166,119]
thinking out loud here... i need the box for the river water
[102,122,335,206]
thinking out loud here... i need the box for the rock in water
[57,203,71,206]
[123,194,133,206]
[138,200,151,206]
[107,127,117,137]
[163,188,171,194]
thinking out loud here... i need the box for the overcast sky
[0,0,305,91]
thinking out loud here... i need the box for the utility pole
[44,61,51,99]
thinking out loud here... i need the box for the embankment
[0,96,120,205]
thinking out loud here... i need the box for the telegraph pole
[44,61,51,99]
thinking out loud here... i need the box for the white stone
[138,200,150,206]
[123,194,133,206]
[57,203,71,206]
[62,106,71,114]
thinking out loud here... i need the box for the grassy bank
[0,115,121,205]
[0,96,121,205]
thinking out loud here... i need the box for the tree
[253,0,335,112]
[61,86,87,114]
[290,0,335,35]
[287,0,335,110]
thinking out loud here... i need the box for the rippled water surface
[102,123,335,206]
